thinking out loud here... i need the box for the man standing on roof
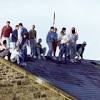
[58,27,69,62]
[68,27,78,63]
[1,21,12,47]
[46,27,55,59]
[17,23,28,46]
[28,25,37,58]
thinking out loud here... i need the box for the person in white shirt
[17,25,22,45]
[58,27,69,62]
[10,46,20,64]
[67,27,78,63]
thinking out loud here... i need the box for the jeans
[69,43,77,59]
[59,44,68,61]
[29,39,36,56]
[47,42,53,58]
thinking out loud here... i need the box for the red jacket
[1,26,12,38]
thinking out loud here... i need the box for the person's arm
[34,30,37,38]
[10,27,13,33]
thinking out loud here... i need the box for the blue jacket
[46,31,58,42]
[21,27,28,38]
[11,29,18,42]
[21,27,28,45]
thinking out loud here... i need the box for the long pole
[53,12,55,27]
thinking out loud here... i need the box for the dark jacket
[1,26,12,38]
[11,29,18,42]
[21,27,28,39]
[28,29,37,39]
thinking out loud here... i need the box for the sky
[0,0,100,60]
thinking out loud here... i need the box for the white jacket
[67,33,78,44]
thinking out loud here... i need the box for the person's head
[82,41,87,47]
[38,38,42,43]
[61,27,66,35]
[15,25,19,30]
[6,21,10,26]
[62,27,66,32]
[19,23,23,28]
[3,40,7,46]
[50,26,54,32]
[32,25,35,30]
[71,27,76,34]
[54,28,57,33]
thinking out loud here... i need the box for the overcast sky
[0,0,100,60]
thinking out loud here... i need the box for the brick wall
[0,60,70,100]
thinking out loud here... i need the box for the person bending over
[76,41,87,60]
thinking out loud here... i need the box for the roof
[23,59,100,100]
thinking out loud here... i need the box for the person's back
[76,44,82,51]
[76,42,87,59]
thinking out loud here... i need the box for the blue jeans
[59,44,68,61]
[69,43,77,59]
[47,42,53,58]
[29,39,36,56]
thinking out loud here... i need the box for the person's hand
[24,35,26,38]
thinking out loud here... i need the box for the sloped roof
[24,59,100,100]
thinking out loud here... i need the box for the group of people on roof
[0,21,87,66]
[46,26,87,63]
